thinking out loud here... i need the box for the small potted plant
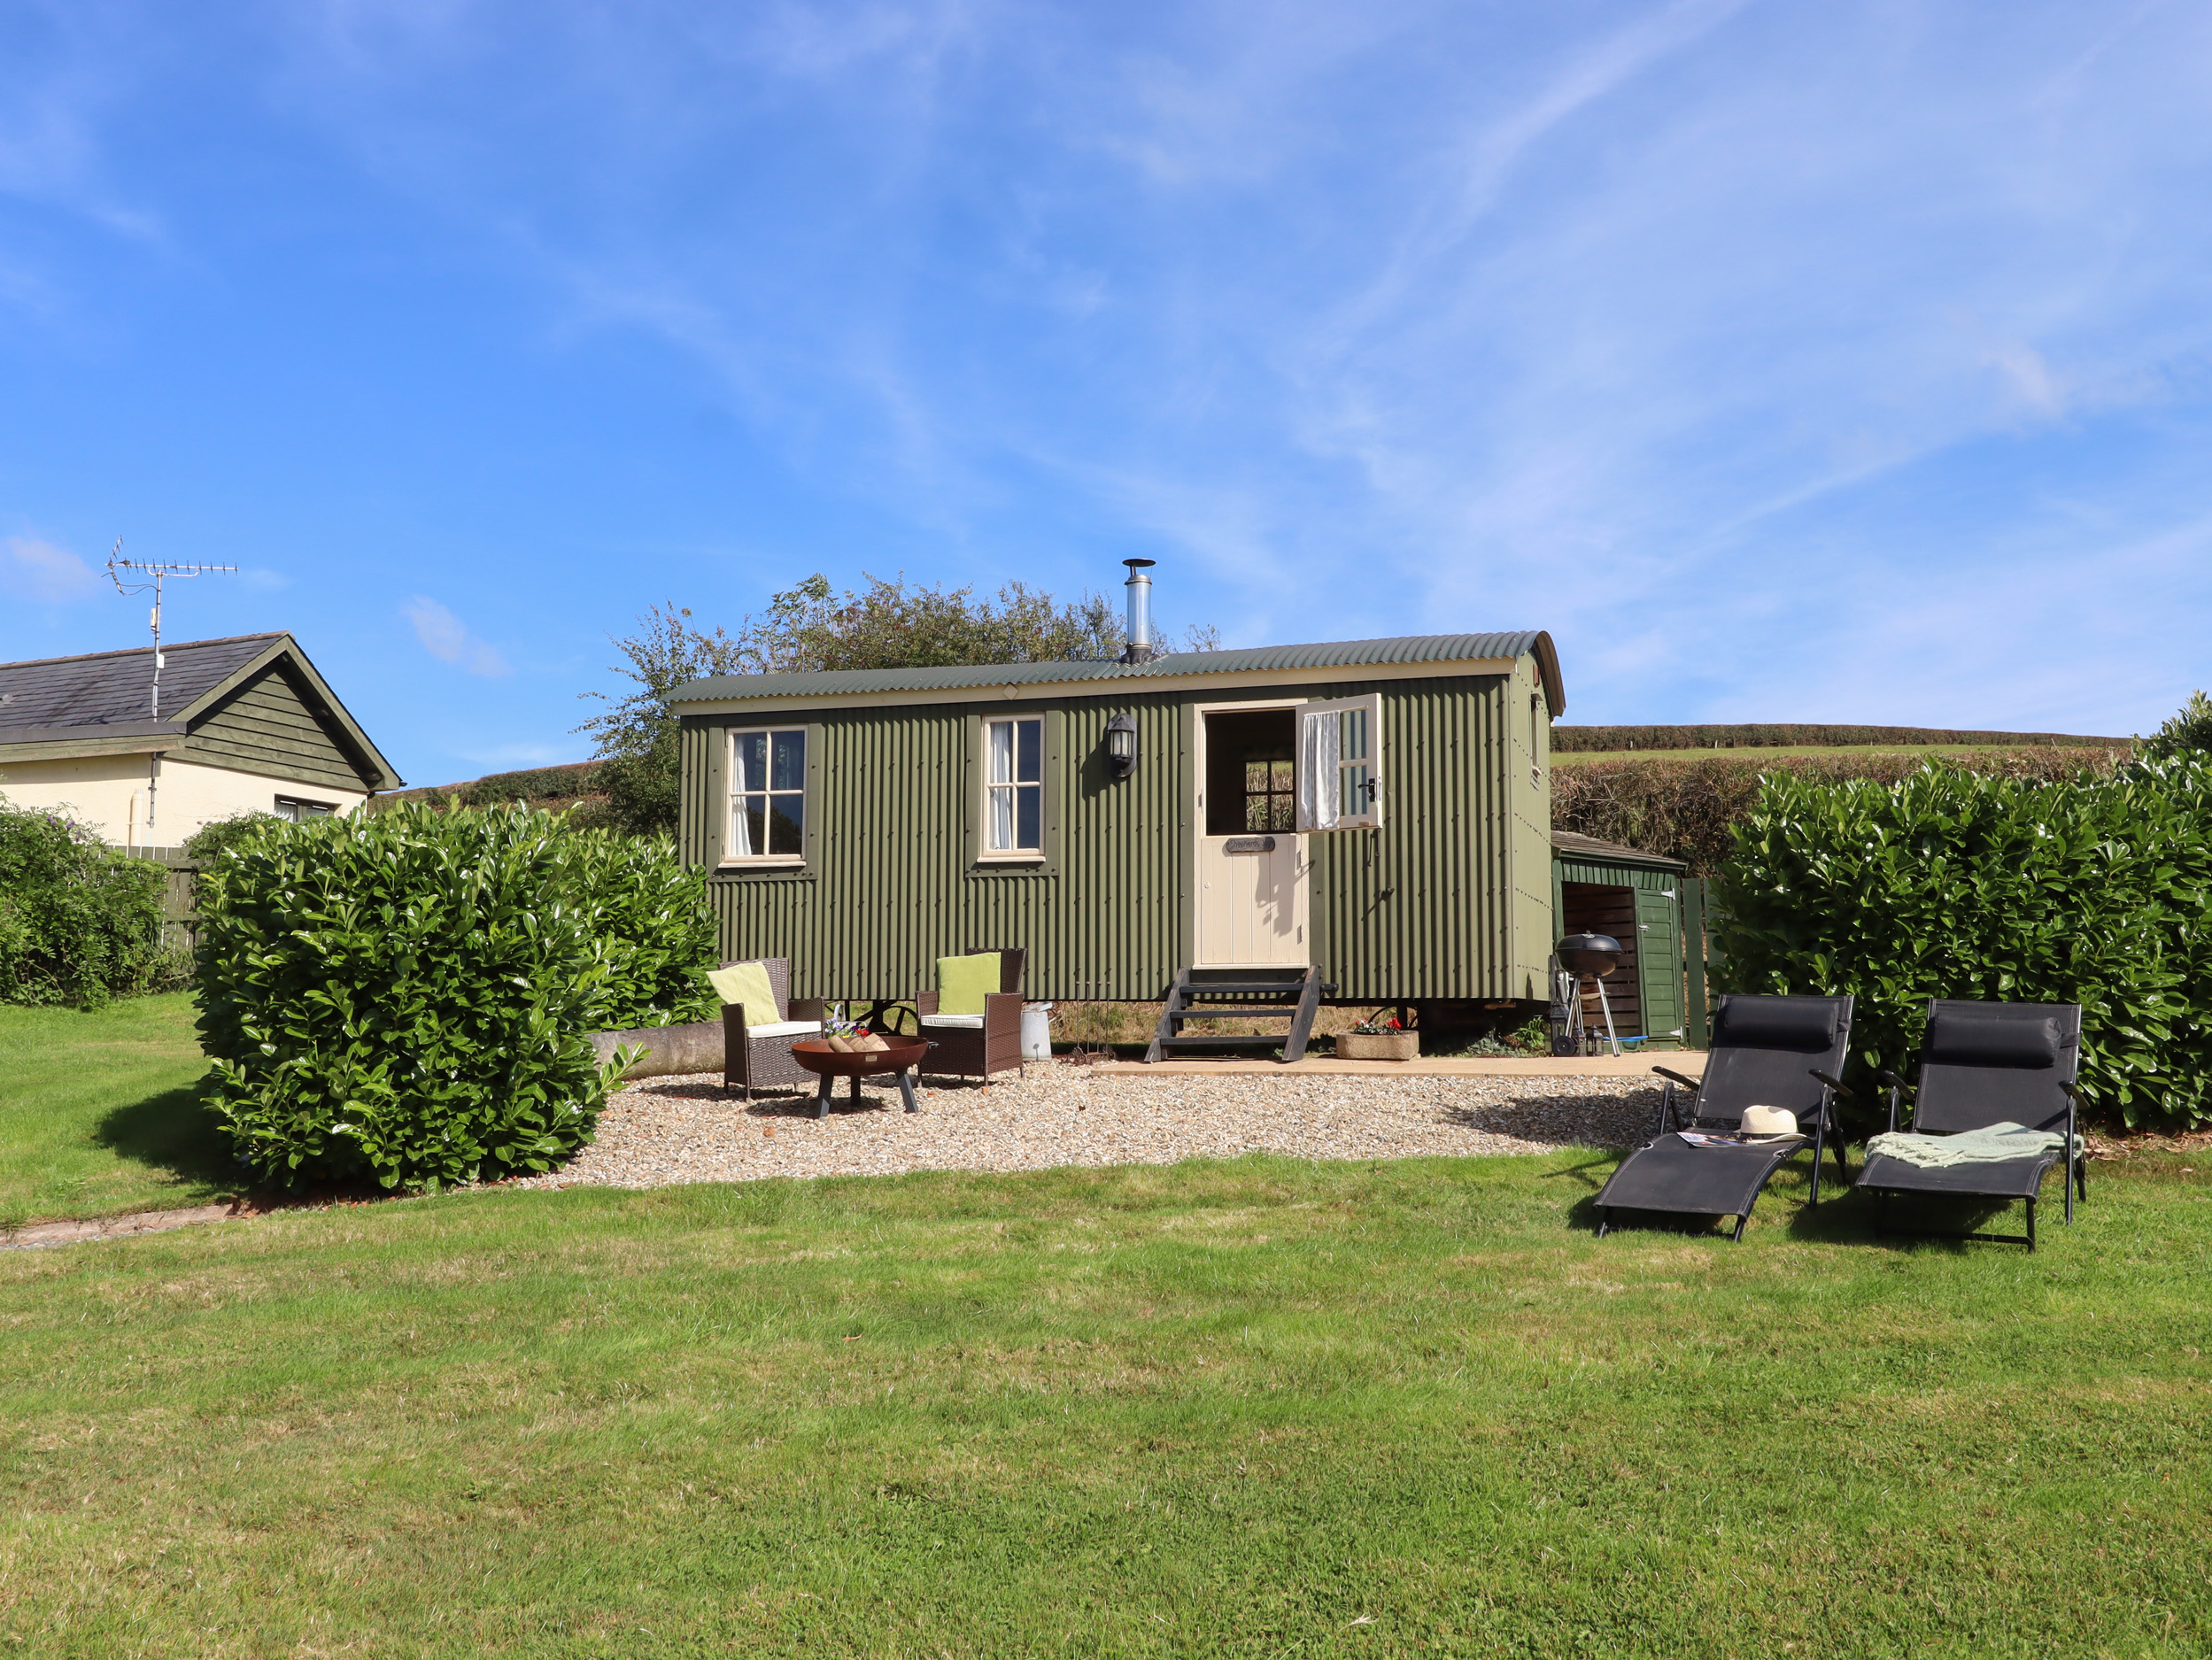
[1337,1013,1419,1062]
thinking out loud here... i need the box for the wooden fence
[128,847,201,955]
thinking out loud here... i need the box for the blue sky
[4,1,2209,785]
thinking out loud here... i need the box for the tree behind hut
[579,573,1218,835]
[2139,691,2212,760]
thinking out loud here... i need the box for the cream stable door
[1193,693,1383,967]
[1193,704,1314,967]
[1195,830,1309,967]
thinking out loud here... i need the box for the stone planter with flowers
[1336,1015,1419,1062]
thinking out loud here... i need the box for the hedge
[1711,757,2212,1130]
[0,802,179,1007]
[1551,747,2120,875]
[1552,722,2126,753]
[195,803,716,1190]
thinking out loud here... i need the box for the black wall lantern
[1104,713,1139,779]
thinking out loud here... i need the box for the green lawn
[0,992,235,1228]
[3,1141,2208,1656]
[3,997,2206,1655]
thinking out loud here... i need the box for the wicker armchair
[912,946,1026,1082]
[720,958,826,1100]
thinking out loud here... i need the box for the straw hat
[1740,1105,1798,1138]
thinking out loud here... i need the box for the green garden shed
[667,629,1566,1037]
[1550,830,1706,1050]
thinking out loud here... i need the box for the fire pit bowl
[790,1037,932,1117]
[791,1038,931,1077]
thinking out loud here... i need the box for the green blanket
[1866,1122,2080,1168]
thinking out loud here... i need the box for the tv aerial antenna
[104,541,238,722]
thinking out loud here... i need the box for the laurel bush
[0,802,173,1007]
[194,803,715,1189]
[182,810,289,866]
[1712,757,2212,1129]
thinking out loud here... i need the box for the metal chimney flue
[1121,559,1156,665]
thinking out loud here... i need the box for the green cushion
[935,953,1002,1017]
[708,961,780,1027]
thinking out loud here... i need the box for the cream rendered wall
[0,753,366,845]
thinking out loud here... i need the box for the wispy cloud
[1691,504,2212,731]
[402,595,509,676]
[5,0,2212,768]
[0,4,165,242]
[1,536,101,603]
[1984,341,2069,422]
[1329,0,1752,342]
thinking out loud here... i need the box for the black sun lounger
[1594,993,1854,1242]
[1855,1000,2086,1248]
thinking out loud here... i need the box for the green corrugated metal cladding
[681,669,1554,1005]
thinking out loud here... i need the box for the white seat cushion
[743,1020,822,1040]
[918,1014,986,1030]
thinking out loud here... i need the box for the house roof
[0,632,279,733]
[669,630,1566,715]
[1551,830,1686,871]
[0,632,404,791]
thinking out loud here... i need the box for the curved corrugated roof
[671,629,1565,714]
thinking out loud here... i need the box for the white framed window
[729,728,806,861]
[274,795,337,822]
[1296,694,1383,831]
[983,715,1043,856]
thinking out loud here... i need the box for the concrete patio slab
[1085,1053,1705,1079]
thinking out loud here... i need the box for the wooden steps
[1144,967,1329,1064]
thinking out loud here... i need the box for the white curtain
[987,721,1016,850]
[1299,708,1340,830]
[731,733,762,857]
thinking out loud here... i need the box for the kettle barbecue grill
[1550,932,1624,1057]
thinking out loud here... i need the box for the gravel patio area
[507,1065,1667,1192]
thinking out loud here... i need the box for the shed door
[1634,886,1685,1047]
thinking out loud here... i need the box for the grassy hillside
[1555,740,2133,765]
[373,760,605,813]
[1553,722,2128,754]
